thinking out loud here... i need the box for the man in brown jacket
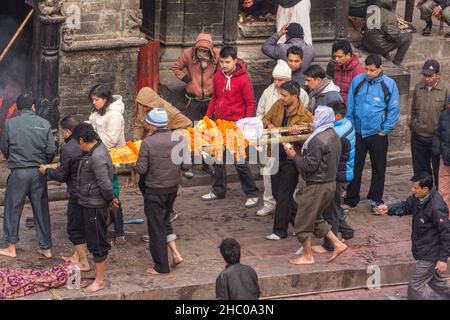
[410,59,449,186]
[172,33,220,122]
[262,80,313,241]
[133,87,192,141]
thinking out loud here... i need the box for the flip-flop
[171,258,184,268]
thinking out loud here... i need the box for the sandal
[422,27,431,36]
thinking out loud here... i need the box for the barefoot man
[136,109,187,275]
[40,116,90,272]
[72,123,118,293]
[0,93,56,259]
[285,105,347,265]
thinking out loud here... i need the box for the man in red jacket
[332,40,365,104]
[202,46,260,208]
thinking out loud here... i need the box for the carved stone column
[25,0,64,132]
[335,0,349,41]
[223,0,239,46]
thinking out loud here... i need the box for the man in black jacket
[285,105,348,265]
[376,173,450,300]
[216,238,260,300]
[40,116,89,271]
[362,0,413,66]
[73,123,117,293]
[0,93,56,259]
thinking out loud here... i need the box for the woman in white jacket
[88,84,126,245]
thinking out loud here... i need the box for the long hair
[89,84,113,116]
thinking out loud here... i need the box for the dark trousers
[385,32,413,65]
[81,205,111,263]
[144,191,178,274]
[3,168,52,250]
[345,133,388,207]
[67,199,86,246]
[185,99,209,123]
[323,182,348,250]
[411,133,440,187]
[212,152,259,198]
[271,160,298,238]
[110,205,124,237]
[140,177,176,234]
[408,260,450,300]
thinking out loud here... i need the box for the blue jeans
[3,168,52,249]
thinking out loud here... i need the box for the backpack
[353,77,391,121]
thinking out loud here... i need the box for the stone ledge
[61,37,147,52]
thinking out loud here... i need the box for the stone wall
[58,0,146,139]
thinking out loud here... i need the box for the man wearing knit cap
[136,108,188,275]
[255,60,308,217]
[172,33,220,122]
[262,22,315,74]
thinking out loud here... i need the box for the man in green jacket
[409,59,449,187]
[0,93,56,259]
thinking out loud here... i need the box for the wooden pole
[0,9,34,63]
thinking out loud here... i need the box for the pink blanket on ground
[0,262,71,300]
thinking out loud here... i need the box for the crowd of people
[0,0,449,300]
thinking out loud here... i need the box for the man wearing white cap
[255,60,308,217]
[136,108,187,275]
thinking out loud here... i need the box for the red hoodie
[333,54,365,103]
[206,60,255,121]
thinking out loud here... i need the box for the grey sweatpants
[408,260,450,300]
[3,168,52,250]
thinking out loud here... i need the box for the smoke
[0,13,33,97]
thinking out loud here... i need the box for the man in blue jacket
[344,54,400,212]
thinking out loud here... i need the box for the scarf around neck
[301,105,335,152]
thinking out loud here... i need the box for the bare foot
[62,255,91,272]
[289,255,315,265]
[145,267,162,275]
[0,247,16,258]
[328,244,348,262]
[38,249,52,258]
[83,280,104,293]
[62,255,78,264]
[312,245,329,254]
[171,256,184,268]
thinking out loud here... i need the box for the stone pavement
[1,164,448,300]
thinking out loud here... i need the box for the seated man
[419,0,450,37]
[362,0,413,66]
